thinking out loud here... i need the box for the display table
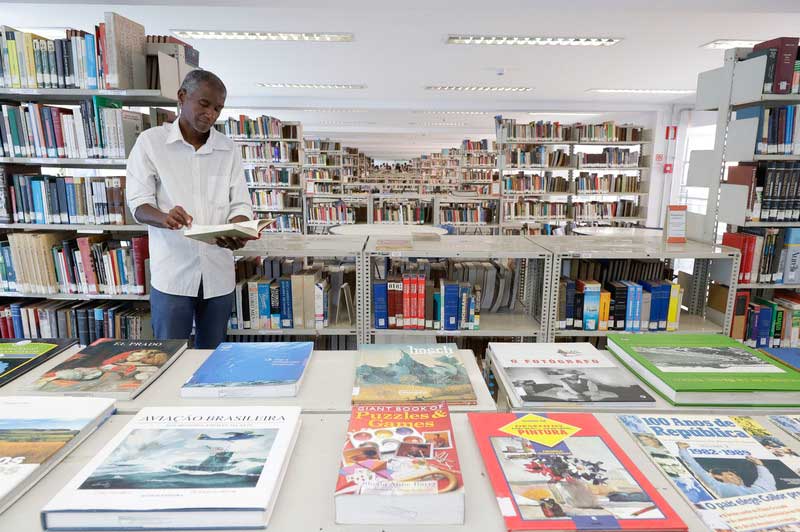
[571,226,663,237]
[490,349,800,415]
[328,223,448,236]
[0,412,717,532]
[0,348,496,415]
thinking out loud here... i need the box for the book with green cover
[607,333,800,406]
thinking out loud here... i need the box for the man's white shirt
[126,119,253,299]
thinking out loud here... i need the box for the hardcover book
[41,406,301,530]
[770,415,800,442]
[762,347,800,371]
[181,341,313,398]
[30,339,186,399]
[607,333,800,405]
[469,412,686,531]
[0,396,114,514]
[0,339,76,388]
[620,414,800,531]
[489,342,655,407]
[183,218,275,244]
[352,343,477,405]
[334,403,464,524]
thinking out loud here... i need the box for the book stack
[238,141,300,164]
[243,167,300,188]
[8,174,130,225]
[0,13,149,91]
[216,114,299,140]
[461,138,492,151]
[373,200,431,224]
[469,412,686,532]
[307,201,362,225]
[0,300,153,344]
[249,189,300,211]
[607,332,800,406]
[571,122,645,142]
[41,406,301,530]
[620,413,800,532]
[726,162,800,223]
[0,338,76,386]
[439,201,497,225]
[335,402,464,525]
[371,257,523,331]
[2,232,149,296]
[497,118,572,141]
[570,198,639,220]
[231,256,356,331]
[502,172,569,194]
[578,147,640,168]
[557,258,681,332]
[713,284,800,348]
[304,139,341,152]
[0,98,147,159]
[747,37,800,95]
[502,145,573,168]
[574,172,640,193]
[722,228,800,285]
[503,200,567,220]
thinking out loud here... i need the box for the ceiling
[3,0,800,159]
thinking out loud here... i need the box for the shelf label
[665,204,687,244]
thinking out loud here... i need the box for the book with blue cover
[181,342,314,398]
[762,347,800,371]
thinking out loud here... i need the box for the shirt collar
[166,119,231,152]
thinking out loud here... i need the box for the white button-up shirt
[126,119,253,299]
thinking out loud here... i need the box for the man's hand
[676,442,690,450]
[215,236,252,250]
[163,206,193,229]
[745,455,763,466]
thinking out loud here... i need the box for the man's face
[178,82,226,134]
[714,470,744,486]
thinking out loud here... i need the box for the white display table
[0,412,715,532]
[0,348,496,415]
[328,223,448,236]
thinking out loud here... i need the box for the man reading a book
[126,70,253,348]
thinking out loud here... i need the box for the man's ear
[177,88,186,105]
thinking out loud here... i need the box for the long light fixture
[172,30,353,42]
[302,108,369,112]
[447,35,620,46]
[413,110,492,115]
[528,112,600,116]
[312,121,376,126]
[413,122,468,127]
[426,85,533,92]
[701,39,761,50]
[257,83,366,89]
[587,88,695,94]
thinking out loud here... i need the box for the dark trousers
[150,282,233,349]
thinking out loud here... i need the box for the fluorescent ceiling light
[413,122,468,127]
[426,86,533,92]
[528,112,600,116]
[588,88,695,94]
[447,35,620,46]
[302,108,369,113]
[257,83,366,89]
[312,121,376,126]
[172,30,353,42]
[701,39,761,50]
[414,110,492,115]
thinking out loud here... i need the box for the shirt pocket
[205,174,230,224]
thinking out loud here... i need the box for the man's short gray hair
[179,69,227,95]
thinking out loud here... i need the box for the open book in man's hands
[183,218,275,244]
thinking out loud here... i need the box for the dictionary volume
[334,402,464,524]
[41,406,301,530]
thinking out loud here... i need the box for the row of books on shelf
[230,256,356,330]
[502,172,641,194]
[243,166,300,187]
[728,162,800,222]
[502,200,638,219]
[371,257,523,331]
[238,142,299,164]
[722,228,799,284]
[373,203,431,224]
[725,288,800,349]
[740,105,800,155]
[307,203,359,224]
[497,118,645,143]
[460,138,493,151]
[502,146,572,167]
[215,115,300,140]
[4,172,129,225]
[0,13,186,90]
[0,233,149,296]
[0,99,147,159]
[254,212,302,233]
[749,36,800,95]
[249,189,300,210]
[440,202,497,225]
[6,338,800,530]
[305,153,341,166]
[462,153,495,166]
[558,277,682,332]
[304,139,341,152]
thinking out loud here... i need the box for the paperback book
[469,412,686,531]
[352,343,477,405]
[334,403,464,524]
[607,333,800,405]
[0,396,114,514]
[30,339,187,399]
[183,218,275,244]
[488,342,654,407]
[181,341,313,398]
[41,406,301,530]
[771,415,800,442]
[0,339,76,387]
[619,414,800,531]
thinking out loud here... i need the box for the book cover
[353,343,477,405]
[30,339,186,399]
[0,338,76,387]
[489,342,654,406]
[762,347,800,371]
[770,415,800,442]
[334,403,463,524]
[181,342,313,397]
[607,333,800,404]
[469,412,686,531]
[42,406,301,530]
[0,395,114,513]
[619,414,800,531]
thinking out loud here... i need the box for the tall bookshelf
[494,117,651,236]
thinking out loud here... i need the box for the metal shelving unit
[531,235,741,341]
[363,235,552,343]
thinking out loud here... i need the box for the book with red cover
[754,37,800,94]
[131,235,148,295]
[334,402,464,524]
[725,164,758,219]
[468,412,686,532]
